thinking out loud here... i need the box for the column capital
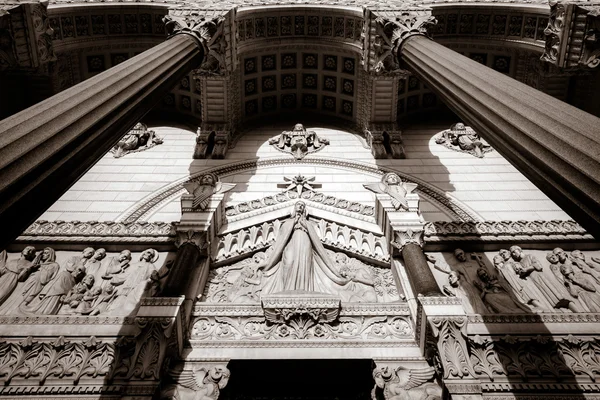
[163,14,225,57]
[541,1,600,70]
[174,229,209,255]
[374,11,437,61]
[391,228,424,251]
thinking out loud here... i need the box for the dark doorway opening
[220,359,374,400]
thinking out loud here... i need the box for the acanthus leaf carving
[163,14,225,59]
[428,316,476,379]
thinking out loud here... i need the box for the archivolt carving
[118,157,480,223]
[191,314,412,341]
[214,218,389,264]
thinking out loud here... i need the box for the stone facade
[1,0,600,399]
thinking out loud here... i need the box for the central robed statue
[255,201,350,293]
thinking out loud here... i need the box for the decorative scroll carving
[110,123,163,158]
[541,1,600,70]
[0,336,115,385]
[182,173,235,211]
[213,219,389,265]
[364,172,417,211]
[262,292,340,325]
[365,124,405,159]
[468,334,600,382]
[372,365,442,400]
[269,123,329,159]
[163,364,230,400]
[191,314,412,341]
[375,12,436,65]
[428,316,476,379]
[194,124,232,159]
[204,249,397,304]
[434,123,492,158]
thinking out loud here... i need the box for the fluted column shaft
[0,35,204,249]
[401,36,600,239]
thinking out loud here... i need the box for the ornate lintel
[261,292,341,324]
[541,1,600,70]
[374,10,437,66]
[391,229,424,251]
[163,14,225,57]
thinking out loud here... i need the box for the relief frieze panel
[427,247,600,315]
[0,247,175,317]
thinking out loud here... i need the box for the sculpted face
[448,271,459,286]
[510,247,522,260]
[295,202,305,215]
[201,174,216,185]
[83,248,95,259]
[499,249,510,261]
[454,249,466,262]
[93,248,106,261]
[294,123,304,131]
[571,250,584,260]
[493,255,503,268]
[83,274,95,287]
[455,123,465,130]
[42,248,52,261]
[477,268,489,281]
[22,246,36,261]
[119,250,132,262]
[141,250,154,262]
[74,267,86,280]
[553,248,567,263]
[385,173,400,185]
[546,253,559,264]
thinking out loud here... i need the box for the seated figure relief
[428,247,600,314]
[203,202,398,303]
[111,122,163,158]
[434,122,492,158]
[0,247,173,316]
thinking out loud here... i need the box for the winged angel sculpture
[162,365,230,400]
[373,366,441,400]
[364,173,417,211]
[183,173,235,211]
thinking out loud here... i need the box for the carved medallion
[269,123,329,159]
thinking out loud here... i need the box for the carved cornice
[17,220,176,244]
[467,313,600,324]
[541,1,600,70]
[193,302,411,317]
[0,315,135,325]
[423,220,593,242]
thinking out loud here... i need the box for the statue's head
[454,248,466,262]
[41,247,54,262]
[452,122,466,131]
[82,274,95,287]
[21,246,36,261]
[571,250,584,260]
[553,247,567,262]
[477,267,490,281]
[546,252,559,264]
[448,271,460,286]
[383,172,400,185]
[82,247,95,259]
[560,263,573,277]
[293,123,305,131]
[93,248,106,261]
[492,254,504,268]
[509,245,522,260]
[293,201,307,216]
[119,250,132,262]
[498,249,511,261]
[140,249,158,263]
[200,173,217,186]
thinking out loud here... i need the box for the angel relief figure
[364,173,417,211]
[268,123,329,160]
[162,365,230,400]
[183,173,236,211]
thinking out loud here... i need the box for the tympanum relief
[433,123,492,158]
[0,247,174,316]
[428,247,600,314]
[203,202,399,304]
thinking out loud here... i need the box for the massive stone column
[380,11,600,239]
[0,16,220,250]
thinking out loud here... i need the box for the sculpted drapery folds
[0,247,37,305]
[255,201,350,294]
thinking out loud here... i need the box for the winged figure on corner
[163,364,230,400]
[363,172,417,211]
[183,173,235,211]
[372,365,441,400]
